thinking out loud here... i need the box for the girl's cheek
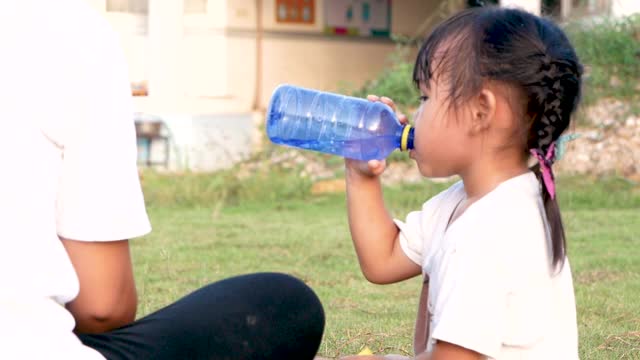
[415,126,430,152]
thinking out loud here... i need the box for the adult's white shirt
[0,1,151,358]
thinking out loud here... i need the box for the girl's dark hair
[413,7,583,268]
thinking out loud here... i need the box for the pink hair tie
[530,142,556,200]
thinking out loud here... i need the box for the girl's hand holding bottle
[344,95,410,179]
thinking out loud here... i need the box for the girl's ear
[468,87,497,135]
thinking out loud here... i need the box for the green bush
[565,14,640,105]
[346,38,420,110]
[141,168,312,208]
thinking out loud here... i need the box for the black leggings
[78,273,325,360]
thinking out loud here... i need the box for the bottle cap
[401,125,414,151]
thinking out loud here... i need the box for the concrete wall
[89,0,447,114]
[183,0,446,113]
[257,0,443,108]
[82,0,452,171]
[81,0,470,171]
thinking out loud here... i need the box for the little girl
[344,6,582,360]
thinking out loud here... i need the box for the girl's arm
[346,161,421,284]
[345,96,421,284]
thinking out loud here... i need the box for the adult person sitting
[0,1,325,359]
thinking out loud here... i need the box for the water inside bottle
[269,135,396,161]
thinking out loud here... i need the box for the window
[184,0,207,14]
[106,0,148,15]
[276,0,315,24]
[324,0,389,37]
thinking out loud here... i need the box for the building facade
[83,0,638,171]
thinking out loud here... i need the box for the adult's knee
[244,272,325,358]
[251,272,325,327]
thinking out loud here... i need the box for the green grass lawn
[135,173,639,359]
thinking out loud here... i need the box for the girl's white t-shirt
[395,172,579,360]
[0,1,151,358]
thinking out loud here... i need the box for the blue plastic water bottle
[266,84,414,161]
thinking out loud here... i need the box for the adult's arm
[62,238,137,334]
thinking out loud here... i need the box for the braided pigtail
[527,52,582,268]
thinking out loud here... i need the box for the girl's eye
[419,96,429,103]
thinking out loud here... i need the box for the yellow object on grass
[358,346,374,356]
